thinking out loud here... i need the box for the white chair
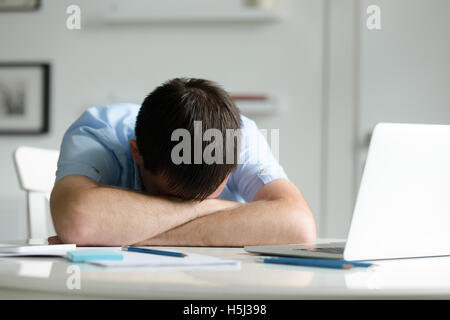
[13,146,59,239]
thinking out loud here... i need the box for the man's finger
[48,236,62,245]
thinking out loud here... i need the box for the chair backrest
[13,146,60,239]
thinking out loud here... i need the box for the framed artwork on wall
[0,63,50,134]
[0,0,40,12]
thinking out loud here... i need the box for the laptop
[245,123,450,261]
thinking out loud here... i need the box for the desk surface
[1,240,450,299]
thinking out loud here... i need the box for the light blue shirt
[56,103,288,202]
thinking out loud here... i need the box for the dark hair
[135,78,242,201]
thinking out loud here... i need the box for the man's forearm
[132,198,316,247]
[50,176,239,246]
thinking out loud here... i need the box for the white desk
[1,242,450,299]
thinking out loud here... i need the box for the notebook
[0,239,76,256]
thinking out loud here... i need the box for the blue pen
[122,246,187,258]
[261,256,374,269]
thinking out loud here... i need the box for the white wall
[0,0,326,240]
[358,0,450,169]
[323,0,450,237]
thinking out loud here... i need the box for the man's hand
[48,236,61,244]
[132,179,317,247]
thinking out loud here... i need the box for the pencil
[261,257,374,269]
[122,246,187,258]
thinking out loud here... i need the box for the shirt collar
[133,161,143,192]
[129,130,143,192]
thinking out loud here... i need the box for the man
[50,78,316,246]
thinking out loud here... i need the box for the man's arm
[132,179,317,247]
[50,175,240,246]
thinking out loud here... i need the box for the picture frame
[0,0,40,12]
[0,63,50,134]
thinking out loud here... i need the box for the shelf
[103,11,279,24]
[101,0,280,24]
[232,94,278,116]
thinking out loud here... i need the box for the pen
[261,256,374,270]
[122,246,187,258]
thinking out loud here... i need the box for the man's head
[131,78,242,201]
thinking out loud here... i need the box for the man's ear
[129,139,144,165]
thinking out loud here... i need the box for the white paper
[0,246,119,258]
[89,251,240,268]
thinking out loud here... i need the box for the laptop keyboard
[294,247,345,254]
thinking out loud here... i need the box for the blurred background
[0,0,449,240]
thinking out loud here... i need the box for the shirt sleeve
[55,125,119,185]
[229,117,288,202]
